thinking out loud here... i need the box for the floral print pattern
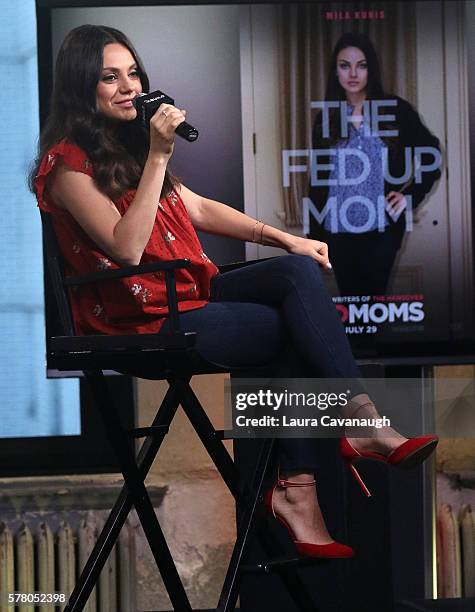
[97,257,111,270]
[92,304,103,317]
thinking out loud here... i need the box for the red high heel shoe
[264,477,354,558]
[340,435,439,498]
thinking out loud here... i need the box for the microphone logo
[133,89,199,143]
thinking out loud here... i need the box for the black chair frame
[41,211,322,612]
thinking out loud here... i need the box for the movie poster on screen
[275,1,474,354]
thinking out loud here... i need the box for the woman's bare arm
[179,184,331,269]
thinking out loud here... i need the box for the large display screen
[38,0,475,363]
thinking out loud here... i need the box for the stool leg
[66,372,191,612]
[66,382,181,611]
[217,438,274,611]
[175,379,242,499]
[87,371,192,611]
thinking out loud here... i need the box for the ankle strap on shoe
[277,478,316,488]
[347,401,374,419]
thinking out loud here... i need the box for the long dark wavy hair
[313,32,397,148]
[29,24,176,199]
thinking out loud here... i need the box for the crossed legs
[160,255,403,547]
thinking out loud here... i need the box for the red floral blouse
[35,140,219,335]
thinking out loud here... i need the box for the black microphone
[133,90,199,142]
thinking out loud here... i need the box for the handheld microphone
[133,90,199,142]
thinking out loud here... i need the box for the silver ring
[161,110,168,117]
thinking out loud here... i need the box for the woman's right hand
[149,103,187,159]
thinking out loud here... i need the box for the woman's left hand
[386,191,407,217]
[287,236,332,270]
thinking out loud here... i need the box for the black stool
[41,211,326,611]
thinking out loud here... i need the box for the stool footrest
[128,425,170,438]
[240,555,325,573]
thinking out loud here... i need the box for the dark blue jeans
[160,255,363,471]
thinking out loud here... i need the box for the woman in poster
[308,32,441,297]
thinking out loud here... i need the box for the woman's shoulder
[35,139,94,210]
[387,95,420,120]
[384,94,439,147]
[390,95,438,136]
[41,139,94,175]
